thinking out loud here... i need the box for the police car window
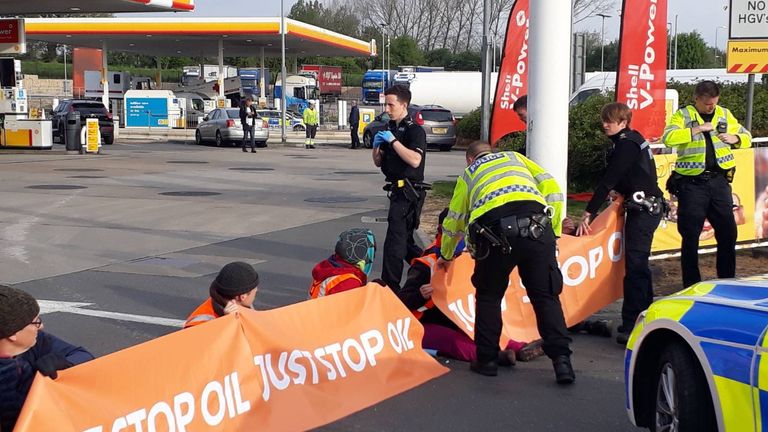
[210,110,220,120]
[226,109,240,119]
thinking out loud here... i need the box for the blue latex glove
[377,130,396,145]
[372,132,387,149]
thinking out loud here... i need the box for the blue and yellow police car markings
[679,302,768,347]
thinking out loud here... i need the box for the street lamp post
[596,13,611,72]
[673,14,678,69]
[280,0,287,143]
[715,25,727,67]
[380,23,387,111]
[667,22,672,68]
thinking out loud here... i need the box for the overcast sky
[138,0,731,47]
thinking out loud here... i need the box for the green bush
[456,107,481,139]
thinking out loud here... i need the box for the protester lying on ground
[309,228,376,298]
[0,285,94,431]
[184,261,260,328]
[394,208,545,364]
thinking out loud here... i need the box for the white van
[570,69,762,105]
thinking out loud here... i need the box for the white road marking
[38,300,185,327]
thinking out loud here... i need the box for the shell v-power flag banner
[490,0,529,145]
[615,0,668,141]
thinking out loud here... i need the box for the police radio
[716,121,727,134]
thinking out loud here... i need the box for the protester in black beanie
[0,285,94,432]
[184,262,260,328]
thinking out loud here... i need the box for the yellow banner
[652,149,758,252]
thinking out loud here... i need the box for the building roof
[24,17,375,58]
[0,0,193,14]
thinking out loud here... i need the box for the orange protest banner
[431,200,626,344]
[15,286,447,432]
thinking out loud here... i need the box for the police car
[625,275,768,431]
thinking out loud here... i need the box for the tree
[674,31,716,69]
[389,36,425,67]
[573,0,617,24]
[424,48,453,68]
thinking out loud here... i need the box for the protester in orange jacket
[184,261,260,328]
[309,228,376,298]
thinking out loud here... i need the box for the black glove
[35,353,73,379]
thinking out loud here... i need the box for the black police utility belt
[469,212,551,256]
[383,179,431,201]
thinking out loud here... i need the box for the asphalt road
[0,141,639,431]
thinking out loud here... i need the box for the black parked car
[51,100,115,145]
[362,104,456,151]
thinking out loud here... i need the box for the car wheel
[104,135,114,145]
[363,132,372,149]
[195,130,202,145]
[652,342,716,432]
[293,125,305,132]
[215,131,223,147]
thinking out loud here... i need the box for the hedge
[456,81,768,193]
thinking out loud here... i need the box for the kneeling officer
[438,141,574,384]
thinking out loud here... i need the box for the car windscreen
[72,103,108,116]
[226,109,240,119]
[420,110,452,122]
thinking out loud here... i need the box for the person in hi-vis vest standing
[662,80,751,288]
[303,102,319,149]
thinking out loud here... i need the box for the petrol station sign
[0,19,25,54]
[727,0,768,72]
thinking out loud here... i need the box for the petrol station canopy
[0,0,194,15]
[23,17,375,58]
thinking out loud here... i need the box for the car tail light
[226,119,235,128]
[415,112,424,125]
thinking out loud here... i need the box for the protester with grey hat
[0,285,94,431]
[184,261,260,328]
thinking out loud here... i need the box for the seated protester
[184,261,260,328]
[310,228,376,298]
[396,209,544,364]
[0,285,94,431]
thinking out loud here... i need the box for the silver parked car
[195,108,269,147]
[362,104,456,151]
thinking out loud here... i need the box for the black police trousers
[472,224,571,363]
[676,174,737,288]
[381,188,426,291]
[622,208,662,330]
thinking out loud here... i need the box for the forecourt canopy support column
[101,40,109,109]
[527,0,572,214]
[218,39,225,99]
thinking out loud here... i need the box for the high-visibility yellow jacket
[440,151,564,260]
[303,108,319,126]
[662,105,751,176]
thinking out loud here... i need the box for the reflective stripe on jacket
[184,298,220,328]
[410,253,437,319]
[440,151,565,260]
[309,273,362,299]
[662,105,751,175]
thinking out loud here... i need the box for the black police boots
[553,355,575,385]
[470,359,498,377]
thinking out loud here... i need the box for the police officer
[437,141,574,384]
[576,102,663,345]
[662,80,751,288]
[372,85,427,292]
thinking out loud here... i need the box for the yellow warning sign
[727,40,768,73]
[86,118,99,153]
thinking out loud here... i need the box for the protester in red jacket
[309,228,376,298]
